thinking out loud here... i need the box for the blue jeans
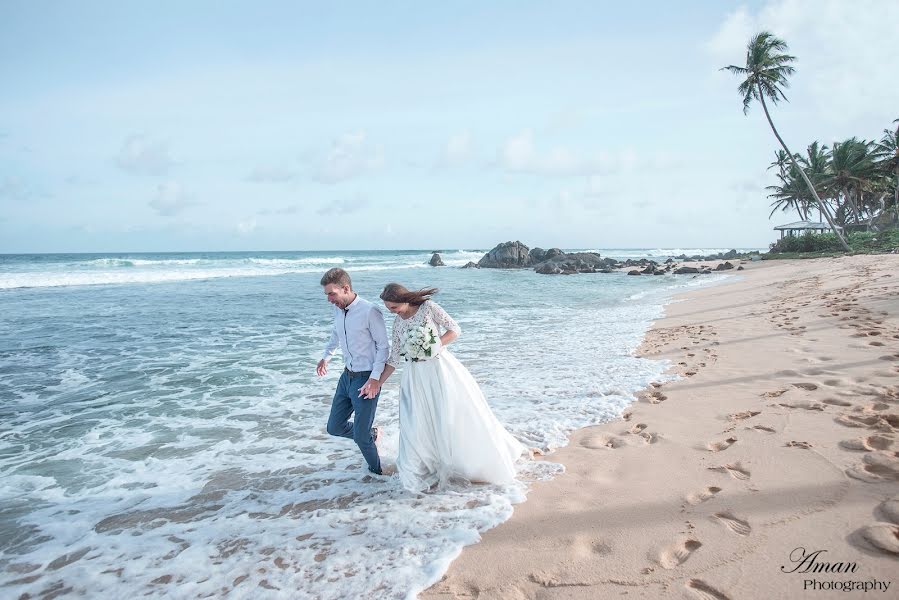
[326,370,382,474]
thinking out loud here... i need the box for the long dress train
[388,300,525,492]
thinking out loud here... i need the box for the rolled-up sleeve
[369,306,389,379]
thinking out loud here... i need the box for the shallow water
[0,250,733,598]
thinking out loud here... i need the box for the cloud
[116,134,175,175]
[0,176,47,202]
[313,131,383,184]
[707,0,899,122]
[317,196,369,216]
[257,204,300,216]
[247,165,297,183]
[440,131,473,167]
[498,130,669,177]
[149,181,194,216]
[237,217,257,235]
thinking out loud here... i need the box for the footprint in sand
[713,511,752,536]
[707,437,737,452]
[657,539,702,569]
[878,496,899,524]
[836,414,897,430]
[792,382,819,391]
[629,423,648,434]
[779,401,825,411]
[839,435,893,452]
[580,433,627,450]
[708,462,751,480]
[752,425,776,433]
[644,391,667,404]
[728,411,760,421]
[858,523,899,555]
[686,579,732,600]
[762,389,788,399]
[639,431,660,444]
[786,441,813,449]
[822,398,853,407]
[846,453,899,483]
[686,486,722,506]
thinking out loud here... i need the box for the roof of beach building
[773,220,839,231]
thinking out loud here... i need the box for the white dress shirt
[322,295,389,379]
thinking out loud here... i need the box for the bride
[377,283,525,492]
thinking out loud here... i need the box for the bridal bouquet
[401,323,440,362]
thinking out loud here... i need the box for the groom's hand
[358,378,381,399]
[316,359,329,377]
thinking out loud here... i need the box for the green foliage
[770,229,899,254]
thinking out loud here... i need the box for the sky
[1,0,896,253]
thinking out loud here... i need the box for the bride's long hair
[379,283,438,306]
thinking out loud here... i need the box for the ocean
[0,249,741,599]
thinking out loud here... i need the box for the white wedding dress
[388,300,526,492]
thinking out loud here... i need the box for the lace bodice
[387,300,461,368]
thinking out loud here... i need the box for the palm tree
[722,32,850,251]
[767,163,809,220]
[825,138,879,226]
[874,118,899,220]
[796,141,830,221]
[768,149,792,180]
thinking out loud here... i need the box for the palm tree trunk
[844,185,863,223]
[758,87,851,251]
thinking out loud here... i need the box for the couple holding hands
[316,268,525,492]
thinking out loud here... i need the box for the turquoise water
[0,250,734,599]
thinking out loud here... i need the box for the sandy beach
[425,254,899,599]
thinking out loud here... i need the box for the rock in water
[478,241,531,268]
[429,253,445,267]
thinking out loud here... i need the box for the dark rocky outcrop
[429,253,445,267]
[532,251,608,275]
[460,261,479,269]
[674,266,701,275]
[478,241,531,268]
[473,241,753,275]
[528,247,547,264]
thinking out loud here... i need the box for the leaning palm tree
[722,31,850,250]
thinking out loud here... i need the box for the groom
[317,268,389,475]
